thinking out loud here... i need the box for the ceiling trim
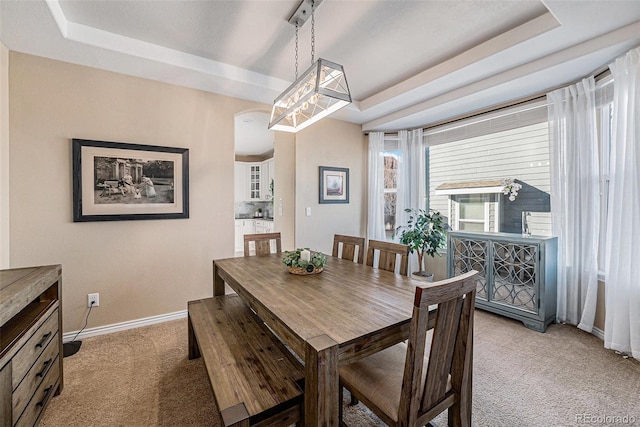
[362,20,640,131]
[45,0,68,37]
[360,11,560,111]
[45,0,290,92]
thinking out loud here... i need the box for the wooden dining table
[212,253,461,426]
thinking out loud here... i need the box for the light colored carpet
[40,310,640,427]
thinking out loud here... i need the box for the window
[427,110,552,237]
[369,75,614,276]
[454,194,490,232]
[383,151,399,240]
[596,78,613,277]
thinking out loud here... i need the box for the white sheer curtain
[548,76,600,332]
[395,129,425,273]
[395,130,410,237]
[367,132,386,241]
[605,47,640,359]
[407,129,425,213]
[396,129,425,231]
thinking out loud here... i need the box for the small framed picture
[319,166,349,204]
[72,139,189,222]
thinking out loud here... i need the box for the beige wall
[8,52,368,333]
[294,119,367,254]
[1,43,9,268]
[273,132,296,251]
[6,52,264,332]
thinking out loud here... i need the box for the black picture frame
[319,166,349,204]
[72,139,189,222]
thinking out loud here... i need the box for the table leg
[305,335,339,426]
[187,310,200,360]
[213,261,225,296]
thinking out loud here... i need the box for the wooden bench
[188,295,304,427]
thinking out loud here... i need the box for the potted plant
[395,208,449,281]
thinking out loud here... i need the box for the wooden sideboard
[0,265,63,427]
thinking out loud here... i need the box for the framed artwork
[319,166,349,204]
[72,139,189,222]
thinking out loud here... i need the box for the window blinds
[421,73,613,147]
[423,99,548,147]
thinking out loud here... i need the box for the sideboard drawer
[12,333,59,422]
[0,265,63,427]
[11,309,58,389]
[14,359,59,427]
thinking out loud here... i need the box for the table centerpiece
[282,248,327,275]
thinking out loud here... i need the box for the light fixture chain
[295,23,299,80]
[310,1,315,63]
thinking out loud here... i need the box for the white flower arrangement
[502,179,522,201]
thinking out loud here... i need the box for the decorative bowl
[288,266,324,275]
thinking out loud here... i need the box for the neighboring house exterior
[428,122,552,236]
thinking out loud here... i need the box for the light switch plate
[305,207,311,216]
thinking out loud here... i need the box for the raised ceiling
[234,111,274,156]
[1,0,639,132]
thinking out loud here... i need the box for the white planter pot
[412,272,434,282]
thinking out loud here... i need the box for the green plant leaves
[395,208,449,259]
[282,248,327,268]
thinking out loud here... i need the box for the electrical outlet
[88,293,99,307]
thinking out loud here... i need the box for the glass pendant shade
[269,58,351,133]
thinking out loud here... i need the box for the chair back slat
[365,239,409,276]
[244,232,282,257]
[332,234,365,264]
[397,270,478,425]
[421,296,464,409]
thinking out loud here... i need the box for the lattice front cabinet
[448,231,557,332]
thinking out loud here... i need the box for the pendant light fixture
[269,0,351,133]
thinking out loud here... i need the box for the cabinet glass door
[451,237,488,301]
[250,165,261,199]
[491,241,538,313]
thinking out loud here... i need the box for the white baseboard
[592,326,605,340]
[63,310,187,342]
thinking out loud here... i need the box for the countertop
[235,216,273,221]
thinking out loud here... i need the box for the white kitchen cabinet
[261,158,274,201]
[235,219,274,253]
[254,220,274,233]
[235,219,257,253]
[234,220,243,252]
[248,164,261,200]
[235,161,263,201]
[234,162,249,202]
[242,219,256,235]
[236,159,273,202]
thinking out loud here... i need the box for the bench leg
[188,313,200,360]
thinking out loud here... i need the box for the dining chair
[332,234,366,264]
[339,270,479,427]
[244,232,282,257]
[365,239,410,276]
